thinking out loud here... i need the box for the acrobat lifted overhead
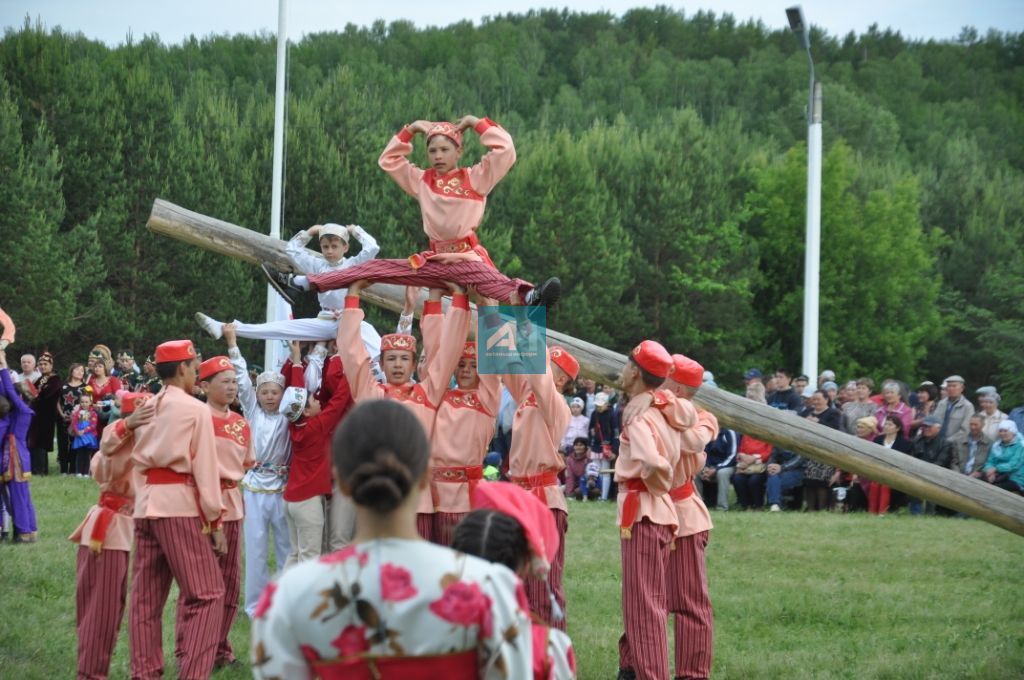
[262,115,561,308]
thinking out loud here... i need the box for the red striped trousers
[619,519,674,680]
[416,511,468,547]
[76,546,129,680]
[307,258,532,303]
[524,508,568,631]
[667,531,714,680]
[174,519,242,665]
[129,517,225,680]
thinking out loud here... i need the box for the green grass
[2,476,1023,679]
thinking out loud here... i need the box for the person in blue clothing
[696,427,738,510]
[982,420,1024,494]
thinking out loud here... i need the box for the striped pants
[619,519,674,680]
[417,511,467,547]
[667,531,714,680]
[174,520,241,665]
[307,258,533,303]
[129,517,225,680]
[76,546,129,680]
[524,508,568,631]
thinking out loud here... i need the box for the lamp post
[786,5,822,382]
[264,0,289,370]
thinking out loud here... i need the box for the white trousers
[233,317,381,358]
[242,489,291,618]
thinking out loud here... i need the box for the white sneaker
[770,503,782,512]
[194,312,223,340]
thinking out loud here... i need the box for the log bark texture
[147,198,1024,537]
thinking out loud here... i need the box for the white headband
[256,371,285,388]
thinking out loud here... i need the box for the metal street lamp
[787,5,822,382]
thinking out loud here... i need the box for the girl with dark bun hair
[251,400,531,679]
[452,482,577,680]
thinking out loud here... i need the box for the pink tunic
[130,385,224,528]
[69,419,136,551]
[658,395,719,538]
[210,408,256,522]
[338,297,468,516]
[421,305,501,513]
[505,354,571,513]
[0,305,14,345]
[614,394,681,532]
[379,119,516,264]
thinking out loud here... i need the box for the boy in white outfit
[221,324,294,618]
[195,223,382,361]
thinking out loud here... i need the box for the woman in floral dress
[251,399,532,679]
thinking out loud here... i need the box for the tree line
[1,9,1022,400]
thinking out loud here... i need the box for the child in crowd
[483,451,503,481]
[70,389,100,477]
[560,397,589,453]
[452,481,576,679]
[563,437,590,500]
[583,461,602,500]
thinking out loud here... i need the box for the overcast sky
[2,1,1022,46]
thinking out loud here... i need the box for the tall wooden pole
[147,198,1024,537]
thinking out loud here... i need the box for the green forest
[1,9,1022,400]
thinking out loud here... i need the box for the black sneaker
[260,264,303,307]
[525,277,561,307]
[617,669,637,680]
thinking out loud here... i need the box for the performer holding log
[262,116,561,307]
[173,355,255,669]
[614,341,681,680]
[70,392,154,680]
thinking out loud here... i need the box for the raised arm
[462,117,517,196]
[224,324,257,419]
[417,289,445,377]
[284,226,324,274]
[622,417,674,494]
[421,292,470,404]
[0,305,14,348]
[378,124,427,197]
[303,343,327,395]
[343,225,380,267]
[337,288,385,402]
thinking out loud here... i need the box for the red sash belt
[312,648,477,680]
[144,467,220,532]
[88,491,133,553]
[408,233,496,270]
[430,465,484,510]
[511,471,559,503]
[669,480,695,502]
[619,478,648,539]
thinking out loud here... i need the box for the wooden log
[146,198,1024,537]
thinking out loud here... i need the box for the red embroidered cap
[462,342,477,360]
[472,481,560,578]
[380,333,417,355]
[154,340,197,363]
[631,340,673,379]
[120,392,152,415]
[198,355,233,382]
[549,346,579,381]
[426,121,463,148]
[670,353,704,388]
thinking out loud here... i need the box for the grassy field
[2,475,1023,679]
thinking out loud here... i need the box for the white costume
[231,225,383,359]
[230,346,294,619]
[251,539,532,679]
